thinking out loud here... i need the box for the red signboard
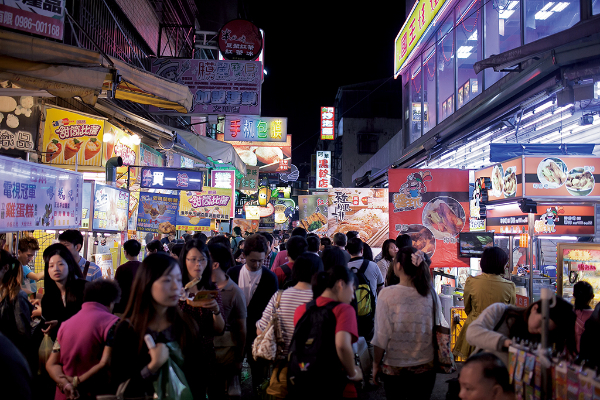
[524,156,600,198]
[388,169,471,269]
[474,157,523,202]
[218,19,263,61]
[321,107,335,140]
[0,2,64,40]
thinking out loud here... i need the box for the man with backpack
[230,226,244,253]
[271,236,307,289]
[347,238,384,341]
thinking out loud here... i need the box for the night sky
[247,1,407,173]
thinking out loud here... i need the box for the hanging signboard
[211,170,236,217]
[0,96,39,158]
[218,19,263,61]
[176,187,232,231]
[327,188,389,247]
[524,156,600,198]
[224,116,287,142]
[388,169,470,268]
[320,107,335,140]
[316,151,331,189]
[81,181,92,230]
[151,59,261,115]
[236,165,259,192]
[136,192,178,234]
[140,167,203,191]
[0,155,82,231]
[298,194,328,234]
[140,143,164,167]
[92,183,129,232]
[218,133,291,172]
[231,218,259,235]
[474,157,523,202]
[43,108,104,167]
[0,0,65,40]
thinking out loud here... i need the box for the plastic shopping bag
[38,334,53,374]
[153,342,192,400]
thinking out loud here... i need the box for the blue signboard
[136,192,179,234]
[140,167,203,191]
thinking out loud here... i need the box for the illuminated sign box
[140,167,203,191]
[224,116,287,143]
[321,107,335,140]
[316,151,331,189]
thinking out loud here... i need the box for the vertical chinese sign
[0,0,65,40]
[316,151,331,189]
[388,169,470,268]
[320,107,335,140]
[211,170,236,217]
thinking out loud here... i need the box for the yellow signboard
[394,0,448,77]
[176,187,232,231]
[43,108,104,166]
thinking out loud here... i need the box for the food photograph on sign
[476,157,523,200]
[176,188,231,231]
[218,133,291,172]
[298,195,329,234]
[136,193,179,234]
[327,188,389,247]
[524,156,600,197]
[92,184,129,231]
[0,96,39,158]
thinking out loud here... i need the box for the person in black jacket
[41,243,87,340]
[227,233,278,395]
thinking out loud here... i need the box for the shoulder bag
[430,287,456,374]
[96,380,153,400]
[252,290,285,361]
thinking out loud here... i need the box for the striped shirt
[256,287,314,355]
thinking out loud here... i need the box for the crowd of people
[0,227,599,400]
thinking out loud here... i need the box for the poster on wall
[388,169,470,268]
[0,96,39,158]
[298,194,328,233]
[326,188,388,247]
[0,155,82,232]
[176,187,231,231]
[136,193,178,234]
[43,108,105,166]
[217,133,291,172]
[92,183,129,232]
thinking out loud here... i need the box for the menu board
[486,204,595,235]
[176,187,232,231]
[524,156,600,198]
[474,157,523,202]
[136,193,178,234]
[43,108,105,167]
[326,188,388,247]
[81,181,92,230]
[298,195,328,234]
[0,155,82,232]
[92,183,129,232]
[388,169,470,268]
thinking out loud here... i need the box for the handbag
[96,380,153,400]
[252,290,284,361]
[430,287,456,374]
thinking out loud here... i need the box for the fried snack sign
[388,168,470,268]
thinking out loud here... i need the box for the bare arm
[27,270,44,281]
[46,351,69,386]
[79,346,112,383]
[372,345,385,386]
[335,331,362,381]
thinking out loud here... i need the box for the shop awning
[0,30,193,112]
[175,130,247,176]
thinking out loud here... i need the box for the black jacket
[0,291,33,357]
[41,278,87,340]
[227,265,278,342]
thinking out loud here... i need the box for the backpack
[279,263,294,289]
[231,236,242,253]
[287,300,347,399]
[351,259,376,340]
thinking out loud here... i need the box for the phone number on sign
[14,16,61,37]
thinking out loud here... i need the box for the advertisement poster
[136,193,178,234]
[474,157,523,201]
[327,188,388,247]
[176,187,232,231]
[486,204,595,235]
[81,181,92,230]
[94,253,115,279]
[217,133,291,172]
[92,183,129,232]
[103,122,139,183]
[236,166,259,192]
[0,0,65,40]
[224,116,287,142]
[388,169,470,268]
[232,218,259,236]
[0,96,39,158]
[43,108,105,166]
[150,59,261,115]
[298,195,328,233]
[128,190,139,231]
[524,156,600,198]
[0,155,82,232]
[140,143,164,167]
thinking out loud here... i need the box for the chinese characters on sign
[136,193,178,234]
[224,116,287,143]
[176,188,232,231]
[140,168,203,191]
[211,170,236,216]
[316,151,331,189]
[236,166,259,191]
[0,0,65,40]
[92,184,129,232]
[320,107,335,140]
[218,19,263,61]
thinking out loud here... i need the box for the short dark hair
[346,231,359,240]
[123,239,141,257]
[292,253,323,283]
[58,229,84,248]
[381,239,397,261]
[243,234,269,256]
[18,237,39,252]
[480,247,508,275]
[396,234,412,249]
[321,246,348,272]
[170,243,184,258]
[260,232,274,246]
[333,232,347,247]
[146,240,163,253]
[362,242,373,261]
[346,238,364,256]
[192,232,208,243]
[182,234,192,242]
[287,236,308,261]
[463,353,514,393]
[233,226,242,235]
[306,235,320,253]
[291,227,307,238]
[83,279,121,307]
[208,243,234,272]
[574,281,594,310]
[208,235,231,248]
[320,237,331,247]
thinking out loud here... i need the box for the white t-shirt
[239,265,263,306]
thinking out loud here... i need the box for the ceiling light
[553,104,573,114]
[468,31,478,41]
[535,113,572,130]
[551,2,569,11]
[535,10,553,19]
[534,102,554,113]
[508,1,519,9]
[500,9,516,18]
[541,2,555,11]
[457,46,474,58]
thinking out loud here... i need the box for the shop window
[524,0,580,44]
[485,0,522,89]
[595,0,600,14]
[438,13,455,123]
[423,44,437,135]
[409,58,423,144]
[357,133,378,154]
[456,0,482,110]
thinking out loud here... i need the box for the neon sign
[224,116,287,142]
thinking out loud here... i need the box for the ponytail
[395,246,431,297]
[312,264,356,298]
